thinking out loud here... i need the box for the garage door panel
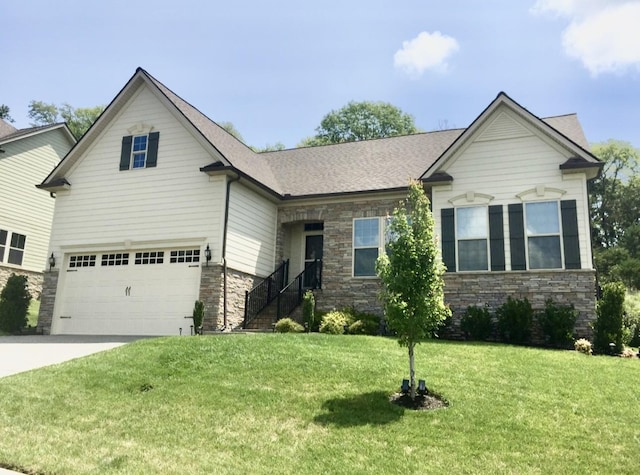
[55,249,202,335]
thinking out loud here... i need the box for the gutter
[222,174,240,329]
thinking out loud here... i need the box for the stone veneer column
[36,270,59,335]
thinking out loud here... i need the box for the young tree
[376,180,451,399]
[299,101,420,147]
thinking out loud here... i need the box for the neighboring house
[0,119,76,296]
[37,68,602,337]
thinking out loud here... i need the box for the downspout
[222,174,240,329]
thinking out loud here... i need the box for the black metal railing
[277,259,322,320]
[243,260,289,328]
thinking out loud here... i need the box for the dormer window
[119,129,159,170]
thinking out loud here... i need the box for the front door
[304,234,323,288]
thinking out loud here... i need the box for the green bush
[460,305,493,341]
[347,311,380,335]
[274,318,304,333]
[302,290,316,332]
[319,310,354,335]
[0,274,32,333]
[623,290,640,347]
[192,300,204,335]
[496,297,533,345]
[537,299,577,348]
[592,282,626,354]
[574,338,592,355]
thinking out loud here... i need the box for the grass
[0,334,639,474]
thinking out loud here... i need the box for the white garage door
[54,249,202,335]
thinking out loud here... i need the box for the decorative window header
[448,191,494,206]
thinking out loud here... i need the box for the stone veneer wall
[277,197,401,316]
[0,266,44,300]
[199,264,261,331]
[36,270,58,334]
[443,270,597,341]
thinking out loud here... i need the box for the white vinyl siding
[0,129,73,271]
[226,183,277,277]
[432,107,592,271]
[48,85,226,259]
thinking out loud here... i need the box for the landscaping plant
[496,296,533,345]
[274,318,304,333]
[592,282,626,354]
[0,274,31,333]
[536,299,577,348]
[376,180,451,399]
[301,290,315,332]
[460,305,493,341]
[192,300,204,335]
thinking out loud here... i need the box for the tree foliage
[299,101,419,147]
[589,140,640,288]
[28,100,105,139]
[376,181,450,399]
[0,104,14,123]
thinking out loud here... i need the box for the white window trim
[131,134,149,169]
[455,205,490,272]
[352,217,386,278]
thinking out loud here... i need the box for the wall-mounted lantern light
[205,244,212,266]
[48,252,56,271]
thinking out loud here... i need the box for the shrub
[274,318,304,333]
[347,311,380,335]
[0,274,32,333]
[460,305,493,341]
[621,347,637,358]
[302,290,316,332]
[537,299,577,348]
[592,282,626,354]
[574,338,592,355]
[192,300,204,335]
[623,290,640,347]
[319,310,354,335]
[496,297,533,345]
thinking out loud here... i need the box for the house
[36,68,602,337]
[0,119,76,297]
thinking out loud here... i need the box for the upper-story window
[525,201,562,269]
[120,130,159,170]
[0,229,27,266]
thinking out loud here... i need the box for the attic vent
[477,112,532,142]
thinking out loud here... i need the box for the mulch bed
[389,392,449,411]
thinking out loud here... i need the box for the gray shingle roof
[0,119,18,139]
[0,122,69,144]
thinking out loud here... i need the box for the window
[0,229,6,262]
[170,249,200,263]
[101,253,129,266]
[525,201,562,269]
[456,206,488,271]
[8,232,26,266]
[135,251,164,265]
[120,132,159,170]
[131,135,148,168]
[353,218,381,277]
[69,255,96,268]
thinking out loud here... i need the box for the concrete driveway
[0,335,145,378]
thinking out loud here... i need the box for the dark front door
[304,234,323,288]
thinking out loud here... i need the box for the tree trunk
[408,342,416,400]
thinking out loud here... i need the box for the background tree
[28,100,105,139]
[0,104,14,123]
[589,140,640,288]
[219,121,245,142]
[299,101,419,147]
[376,180,451,399]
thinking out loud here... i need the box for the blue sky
[2,0,639,150]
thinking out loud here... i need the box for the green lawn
[0,334,638,474]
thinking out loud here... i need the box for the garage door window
[135,251,164,265]
[170,249,200,263]
[69,255,96,268]
[101,253,129,266]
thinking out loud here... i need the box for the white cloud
[531,0,640,75]
[394,31,459,77]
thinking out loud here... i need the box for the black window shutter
[561,200,581,269]
[146,131,160,168]
[441,208,456,272]
[508,203,526,270]
[120,135,133,170]
[489,205,505,271]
